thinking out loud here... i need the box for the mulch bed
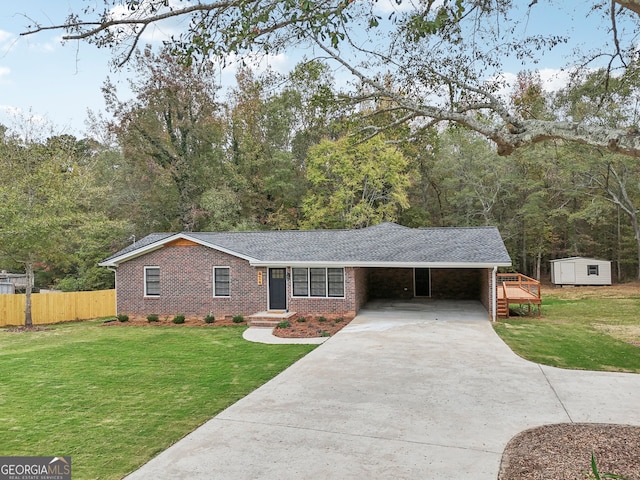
[272,314,354,338]
[499,423,640,480]
[102,315,243,327]
[102,314,355,337]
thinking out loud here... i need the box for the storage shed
[550,257,612,286]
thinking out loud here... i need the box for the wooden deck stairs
[496,273,541,319]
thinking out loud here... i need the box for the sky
[0,1,626,138]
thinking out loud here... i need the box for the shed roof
[549,257,611,263]
[100,222,512,268]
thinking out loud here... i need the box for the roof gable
[100,222,512,268]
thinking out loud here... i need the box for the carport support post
[492,266,497,322]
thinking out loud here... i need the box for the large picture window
[292,267,345,298]
[213,267,230,297]
[144,267,160,297]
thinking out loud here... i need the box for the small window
[214,267,230,297]
[310,268,327,297]
[292,268,308,296]
[327,268,344,297]
[144,267,160,297]
[587,264,599,276]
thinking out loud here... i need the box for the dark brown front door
[415,268,431,297]
[269,268,287,310]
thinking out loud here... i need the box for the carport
[357,266,497,319]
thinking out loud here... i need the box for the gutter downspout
[492,266,498,322]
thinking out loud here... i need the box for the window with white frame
[213,267,230,297]
[292,267,345,298]
[144,267,160,297]
[587,264,599,276]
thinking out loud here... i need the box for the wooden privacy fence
[0,290,116,327]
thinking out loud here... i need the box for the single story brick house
[99,222,512,321]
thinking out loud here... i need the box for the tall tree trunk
[521,227,527,275]
[617,206,622,283]
[631,215,640,281]
[535,250,542,281]
[24,261,33,327]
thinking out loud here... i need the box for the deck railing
[497,273,541,300]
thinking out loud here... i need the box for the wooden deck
[496,273,541,318]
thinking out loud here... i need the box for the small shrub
[277,320,291,329]
[147,314,159,323]
[320,330,330,337]
[335,317,344,323]
[172,315,185,324]
[204,314,215,324]
[232,314,245,323]
[318,316,327,323]
[296,317,307,323]
[116,314,129,323]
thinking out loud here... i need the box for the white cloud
[373,0,441,15]
[0,29,13,43]
[538,68,571,92]
[107,0,190,43]
[219,52,291,75]
[0,29,16,54]
[0,66,10,79]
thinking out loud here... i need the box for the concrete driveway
[124,300,640,479]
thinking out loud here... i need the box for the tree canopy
[20,0,640,156]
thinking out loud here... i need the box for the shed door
[269,268,287,310]
[559,262,576,284]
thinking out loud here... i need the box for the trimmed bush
[318,316,327,323]
[277,320,291,329]
[232,314,245,324]
[172,315,185,324]
[147,314,159,323]
[296,317,307,323]
[204,314,215,324]
[116,314,129,323]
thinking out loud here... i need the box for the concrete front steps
[248,311,297,328]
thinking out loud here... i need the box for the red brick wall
[431,268,480,299]
[479,268,493,318]
[115,243,494,318]
[367,268,414,299]
[353,268,369,311]
[116,245,360,318]
[116,245,267,318]
[287,267,359,317]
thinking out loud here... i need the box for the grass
[0,320,315,479]
[494,285,640,373]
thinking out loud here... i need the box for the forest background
[2,1,640,292]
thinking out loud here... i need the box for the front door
[414,268,431,297]
[269,268,287,310]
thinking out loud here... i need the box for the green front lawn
[0,321,315,479]
[494,287,640,372]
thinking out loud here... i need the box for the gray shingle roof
[101,222,511,267]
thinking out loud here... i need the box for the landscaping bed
[103,314,244,327]
[273,315,354,338]
[500,423,640,480]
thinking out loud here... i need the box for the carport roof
[100,222,512,268]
